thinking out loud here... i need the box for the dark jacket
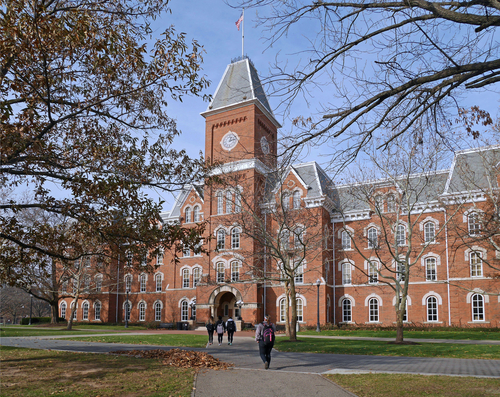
[215,320,225,334]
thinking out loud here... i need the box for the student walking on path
[255,315,276,369]
[205,316,215,346]
[215,315,225,346]
[226,316,236,345]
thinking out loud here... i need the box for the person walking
[226,316,236,345]
[255,315,276,369]
[205,316,215,346]
[215,315,225,346]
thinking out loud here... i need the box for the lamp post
[29,294,33,325]
[316,278,321,333]
[125,287,129,328]
[236,300,243,320]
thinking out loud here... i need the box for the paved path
[2,332,500,397]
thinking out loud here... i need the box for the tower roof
[201,57,280,127]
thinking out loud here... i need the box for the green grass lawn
[65,334,209,348]
[299,328,500,340]
[275,337,500,359]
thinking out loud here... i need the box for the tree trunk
[395,312,404,343]
[284,282,291,337]
[289,281,297,341]
[51,303,58,324]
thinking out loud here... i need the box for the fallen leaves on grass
[110,349,233,370]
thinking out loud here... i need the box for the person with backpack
[225,315,236,345]
[205,316,215,346]
[215,315,225,345]
[255,315,276,369]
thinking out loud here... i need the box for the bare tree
[231,1,499,166]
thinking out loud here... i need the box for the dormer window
[292,191,301,209]
[193,205,200,222]
[185,207,192,223]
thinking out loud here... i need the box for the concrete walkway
[2,331,500,397]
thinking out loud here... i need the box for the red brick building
[59,58,500,329]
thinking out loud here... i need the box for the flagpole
[242,8,245,58]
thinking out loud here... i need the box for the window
[126,250,133,267]
[125,275,132,292]
[182,269,190,288]
[342,263,351,285]
[294,262,304,284]
[425,257,437,281]
[183,244,190,257]
[472,294,484,321]
[397,262,406,282]
[193,268,201,287]
[293,191,301,209]
[82,302,89,320]
[396,224,406,246]
[341,230,351,250]
[181,300,189,321]
[194,240,202,256]
[74,259,80,269]
[191,303,196,320]
[140,274,146,292]
[185,207,191,223]
[296,298,303,322]
[234,189,241,213]
[387,194,396,212]
[72,278,77,295]
[231,227,240,249]
[155,274,162,292]
[368,262,378,284]
[139,302,146,321]
[157,248,164,266]
[470,252,483,277]
[279,298,286,322]
[217,229,225,250]
[217,191,223,214]
[62,280,68,293]
[374,195,383,212]
[154,301,162,321]
[399,297,407,322]
[217,262,225,283]
[424,222,436,243]
[94,301,101,321]
[140,253,147,267]
[83,275,90,293]
[231,261,240,282]
[124,301,130,322]
[226,190,233,213]
[468,212,481,235]
[427,296,438,322]
[369,298,379,322]
[282,192,290,210]
[70,302,77,320]
[281,229,290,250]
[294,227,304,249]
[342,299,352,322]
[60,302,67,318]
[95,275,102,293]
[367,227,378,249]
[224,304,229,316]
[193,205,200,222]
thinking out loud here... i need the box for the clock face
[260,136,270,154]
[221,132,239,151]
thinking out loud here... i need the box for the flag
[235,12,243,31]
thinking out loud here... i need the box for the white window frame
[231,261,240,282]
[369,298,379,322]
[95,275,102,293]
[60,302,67,318]
[468,212,482,236]
[367,227,378,249]
[294,227,304,249]
[125,275,132,292]
[226,190,233,213]
[342,298,352,322]
[154,301,162,322]
[341,230,351,250]
[193,205,200,222]
[193,267,201,287]
[139,301,146,321]
[425,257,437,281]
[470,252,483,277]
[386,194,396,212]
[368,261,378,284]
[342,262,352,285]
[396,224,406,246]
[182,269,190,288]
[292,190,301,209]
[231,227,240,249]
[427,296,438,322]
[82,302,89,320]
[185,207,191,223]
[279,298,286,322]
[472,294,485,321]
[424,221,436,243]
[155,274,162,292]
[217,191,224,215]
[294,262,304,284]
[217,262,225,283]
[296,298,303,322]
[181,300,189,321]
[140,274,147,292]
[217,229,225,250]
[94,301,101,321]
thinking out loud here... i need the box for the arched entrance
[208,285,242,322]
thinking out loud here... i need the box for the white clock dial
[221,132,239,151]
[260,136,270,154]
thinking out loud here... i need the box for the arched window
[294,262,304,284]
[181,300,189,321]
[60,302,67,318]
[342,263,351,285]
[185,207,191,223]
[282,192,290,210]
[472,294,484,321]
[425,257,437,281]
[82,302,89,320]
[231,261,240,282]
[231,227,240,249]
[226,190,233,213]
[294,227,304,248]
[396,224,406,246]
[95,274,102,293]
[217,229,225,250]
[368,261,378,284]
[374,195,384,212]
[154,301,162,322]
[279,298,286,322]
[234,189,241,213]
[296,298,303,322]
[155,274,162,292]
[157,248,164,266]
[191,303,196,320]
[386,194,396,212]
[369,298,379,322]
[427,296,438,322]
[94,301,101,321]
[342,299,352,322]
[341,230,351,250]
[424,222,435,243]
[217,262,225,283]
[140,274,147,292]
[367,227,378,249]
[217,191,224,214]
[193,268,201,287]
[292,191,301,209]
[470,252,483,277]
[281,229,290,250]
[468,212,481,235]
[126,250,133,267]
[125,275,132,292]
[83,275,91,293]
[139,302,146,321]
[182,269,190,288]
[193,205,200,222]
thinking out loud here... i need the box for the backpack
[262,323,275,347]
[216,323,224,334]
[227,320,236,332]
[206,322,214,332]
